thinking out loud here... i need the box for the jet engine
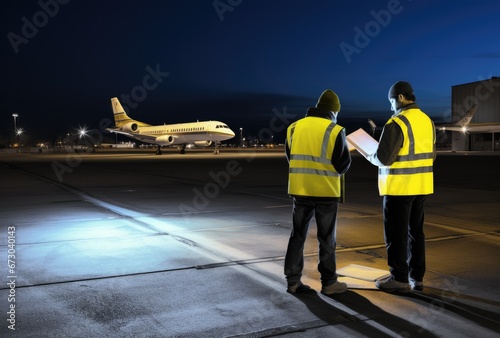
[155,135,175,145]
[120,122,139,133]
[194,140,213,148]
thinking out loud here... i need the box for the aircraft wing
[106,128,159,143]
[439,124,500,133]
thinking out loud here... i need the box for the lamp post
[12,113,18,133]
[239,127,243,147]
[12,113,19,146]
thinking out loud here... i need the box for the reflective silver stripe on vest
[290,154,332,165]
[397,153,434,161]
[321,122,335,158]
[290,168,340,177]
[379,166,433,175]
[289,122,339,176]
[380,115,434,175]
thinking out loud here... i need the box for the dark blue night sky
[2,0,500,143]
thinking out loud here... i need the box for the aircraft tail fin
[454,104,478,127]
[110,97,149,127]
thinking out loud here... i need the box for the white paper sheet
[337,264,390,282]
[346,128,379,158]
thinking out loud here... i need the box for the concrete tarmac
[0,149,499,337]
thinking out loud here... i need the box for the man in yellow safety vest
[284,89,351,295]
[367,81,436,292]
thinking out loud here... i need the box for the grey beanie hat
[316,89,341,112]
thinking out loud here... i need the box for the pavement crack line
[0,267,195,290]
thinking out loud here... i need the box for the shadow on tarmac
[402,287,500,333]
[291,290,439,337]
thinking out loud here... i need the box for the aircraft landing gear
[180,144,186,154]
[156,145,162,155]
[213,142,220,155]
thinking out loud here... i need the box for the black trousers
[383,195,427,283]
[284,196,339,287]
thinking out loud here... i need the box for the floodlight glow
[460,126,468,134]
[78,126,88,138]
[16,128,24,136]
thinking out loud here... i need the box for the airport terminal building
[448,76,500,151]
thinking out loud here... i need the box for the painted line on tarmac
[426,220,500,238]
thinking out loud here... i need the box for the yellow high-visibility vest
[378,108,435,196]
[287,116,344,197]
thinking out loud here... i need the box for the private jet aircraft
[106,97,235,155]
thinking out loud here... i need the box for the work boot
[287,282,315,294]
[375,276,410,293]
[409,278,424,291]
[321,280,347,295]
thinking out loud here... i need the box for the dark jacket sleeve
[376,121,404,166]
[285,139,291,163]
[331,129,351,174]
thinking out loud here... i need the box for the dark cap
[388,81,413,100]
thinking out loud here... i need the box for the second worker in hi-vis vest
[367,81,436,293]
[284,89,351,295]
